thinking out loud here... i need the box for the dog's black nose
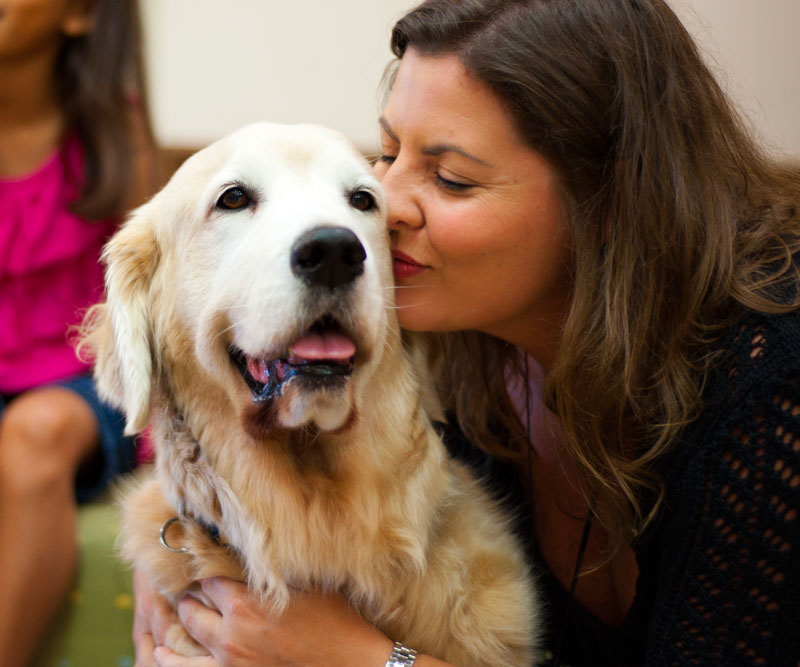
[290,226,366,289]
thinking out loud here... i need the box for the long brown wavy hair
[57,0,155,220]
[389,0,800,553]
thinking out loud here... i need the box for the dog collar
[159,501,228,555]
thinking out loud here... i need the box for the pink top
[0,138,117,393]
[506,351,562,464]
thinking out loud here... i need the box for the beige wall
[670,0,800,159]
[141,1,800,158]
[139,0,412,152]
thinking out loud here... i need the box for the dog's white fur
[82,122,539,665]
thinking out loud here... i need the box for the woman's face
[374,49,572,361]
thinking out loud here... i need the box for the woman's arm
[137,575,456,667]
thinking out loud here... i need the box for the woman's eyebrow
[378,116,491,167]
[421,143,490,167]
[378,116,399,142]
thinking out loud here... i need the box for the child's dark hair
[56,0,155,220]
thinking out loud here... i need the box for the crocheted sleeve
[644,317,800,665]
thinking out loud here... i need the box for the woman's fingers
[152,593,182,646]
[197,576,249,611]
[153,646,218,667]
[133,629,156,667]
[132,567,181,644]
[177,593,224,651]
[133,567,178,666]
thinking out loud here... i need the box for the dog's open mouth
[230,316,356,402]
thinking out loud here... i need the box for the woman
[143,0,800,665]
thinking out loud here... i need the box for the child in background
[0,1,156,664]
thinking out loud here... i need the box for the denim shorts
[0,374,137,502]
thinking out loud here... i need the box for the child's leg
[0,387,99,667]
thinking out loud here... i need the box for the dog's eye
[217,187,251,211]
[349,190,376,212]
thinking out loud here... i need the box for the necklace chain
[523,351,594,667]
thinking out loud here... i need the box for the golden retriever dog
[81,122,539,665]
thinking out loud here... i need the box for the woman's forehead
[381,49,527,153]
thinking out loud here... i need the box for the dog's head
[83,122,396,438]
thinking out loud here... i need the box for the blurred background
[138,0,800,157]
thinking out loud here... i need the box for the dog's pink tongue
[289,332,356,363]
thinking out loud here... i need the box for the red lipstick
[391,250,427,280]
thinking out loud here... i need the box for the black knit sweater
[445,307,800,666]
[633,307,800,666]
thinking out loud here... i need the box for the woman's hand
[132,567,182,667]
[151,577,394,667]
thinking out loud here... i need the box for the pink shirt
[506,351,562,464]
[0,138,117,393]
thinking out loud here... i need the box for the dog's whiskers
[211,319,246,343]
[387,284,431,290]
[212,309,279,342]
[387,303,433,311]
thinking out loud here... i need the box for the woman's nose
[381,161,424,231]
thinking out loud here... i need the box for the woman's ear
[61,0,96,38]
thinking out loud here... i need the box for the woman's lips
[391,250,428,279]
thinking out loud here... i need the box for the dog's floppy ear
[80,206,159,434]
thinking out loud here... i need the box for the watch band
[385,641,418,666]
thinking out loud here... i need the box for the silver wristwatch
[385,641,418,666]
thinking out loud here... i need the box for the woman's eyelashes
[436,174,473,192]
[376,153,475,193]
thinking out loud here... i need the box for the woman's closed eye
[377,154,474,193]
[436,173,474,192]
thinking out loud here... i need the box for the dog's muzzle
[230,226,365,402]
